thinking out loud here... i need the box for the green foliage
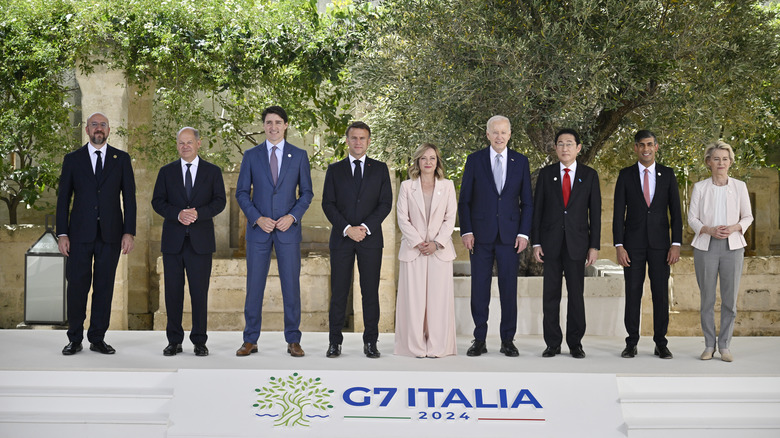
[70,0,377,168]
[0,0,76,224]
[253,372,334,427]
[355,0,780,180]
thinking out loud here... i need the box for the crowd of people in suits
[55,109,753,363]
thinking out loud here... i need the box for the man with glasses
[57,112,137,355]
[532,128,601,359]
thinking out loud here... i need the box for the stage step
[617,376,780,438]
[0,371,175,438]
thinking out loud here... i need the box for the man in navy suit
[151,127,226,357]
[57,112,136,355]
[532,128,601,359]
[235,106,314,357]
[458,115,534,357]
[322,121,393,358]
[613,130,682,359]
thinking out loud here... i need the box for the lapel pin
[658,172,661,176]
[578,178,582,182]
[553,177,558,181]
[287,154,292,158]
[113,155,117,159]
[437,191,441,195]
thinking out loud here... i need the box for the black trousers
[328,246,382,344]
[163,237,213,345]
[66,225,121,343]
[542,240,586,350]
[623,247,670,347]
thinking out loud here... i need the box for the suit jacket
[458,147,533,244]
[56,144,136,243]
[397,178,457,262]
[151,157,227,255]
[531,162,601,259]
[322,156,393,249]
[613,162,683,250]
[688,177,753,251]
[236,141,314,244]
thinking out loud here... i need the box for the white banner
[168,369,624,437]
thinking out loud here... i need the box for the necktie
[643,168,651,207]
[270,146,279,185]
[94,150,103,181]
[354,159,363,187]
[493,154,503,193]
[562,168,571,207]
[185,163,193,200]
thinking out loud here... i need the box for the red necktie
[643,168,651,207]
[562,168,571,207]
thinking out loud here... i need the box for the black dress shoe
[466,340,487,357]
[194,344,209,357]
[542,345,561,358]
[62,342,82,356]
[89,341,116,354]
[363,342,381,358]
[163,343,183,356]
[326,343,341,358]
[570,346,586,359]
[621,345,637,358]
[499,340,519,357]
[654,345,673,359]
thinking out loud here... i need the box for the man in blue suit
[57,112,136,356]
[235,106,314,357]
[458,115,534,357]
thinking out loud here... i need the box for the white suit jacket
[688,177,753,251]
[397,178,457,262]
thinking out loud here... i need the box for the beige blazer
[688,177,753,251]
[397,178,457,262]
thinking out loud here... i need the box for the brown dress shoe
[236,342,258,357]
[287,342,305,357]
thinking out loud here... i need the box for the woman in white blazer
[394,143,458,357]
[688,141,753,362]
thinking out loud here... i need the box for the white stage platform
[1,330,779,437]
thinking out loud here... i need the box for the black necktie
[94,150,103,181]
[185,163,193,200]
[354,159,362,187]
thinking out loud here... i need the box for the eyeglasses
[89,122,108,128]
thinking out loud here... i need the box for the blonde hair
[408,143,444,180]
[704,141,735,165]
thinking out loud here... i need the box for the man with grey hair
[151,127,226,356]
[458,115,534,357]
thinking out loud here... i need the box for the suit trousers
[470,239,519,342]
[694,238,744,350]
[542,240,586,350]
[623,247,670,347]
[163,237,212,345]
[328,246,382,344]
[65,224,121,343]
[243,235,302,344]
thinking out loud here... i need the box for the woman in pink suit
[395,143,458,357]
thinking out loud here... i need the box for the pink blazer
[397,178,457,262]
[688,177,753,251]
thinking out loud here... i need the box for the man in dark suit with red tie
[532,128,601,359]
[458,115,534,357]
[322,121,393,358]
[151,127,226,356]
[57,112,136,355]
[613,130,683,359]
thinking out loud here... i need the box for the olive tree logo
[252,372,335,427]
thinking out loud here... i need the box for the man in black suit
[151,127,226,356]
[458,115,534,357]
[532,128,601,359]
[57,112,136,355]
[322,121,393,358]
[613,130,682,359]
